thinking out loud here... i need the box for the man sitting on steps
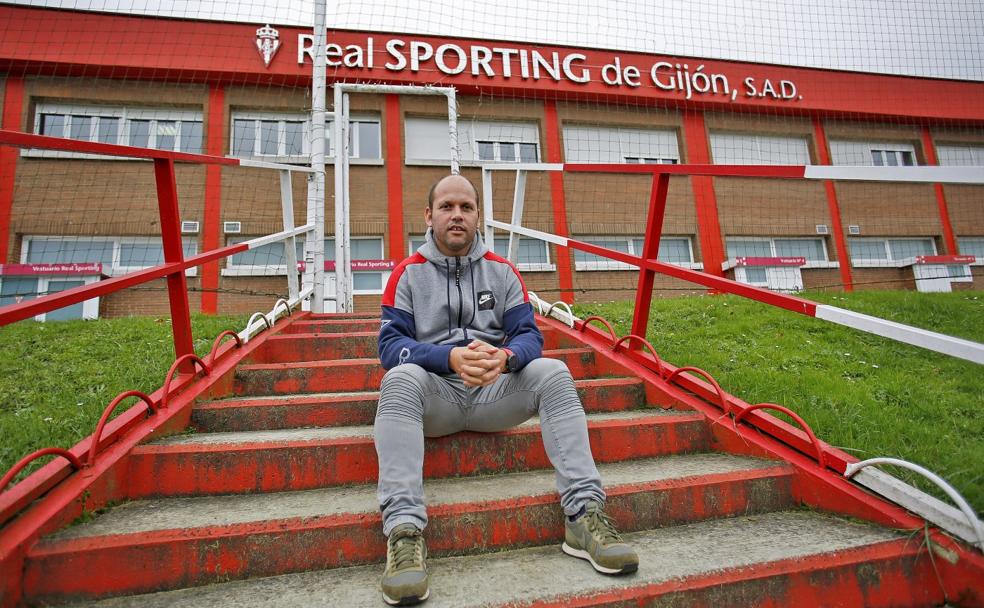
[375,173,639,606]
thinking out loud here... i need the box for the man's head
[425,174,480,257]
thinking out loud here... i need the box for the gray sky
[7,0,984,81]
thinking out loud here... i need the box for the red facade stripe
[201,84,226,314]
[682,111,725,278]
[385,95,405,261]
[0,76,24,263]
[812,118,854,291]
[542,100,574,303]
[920,127,958,254]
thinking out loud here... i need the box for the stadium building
[0,4,983,319]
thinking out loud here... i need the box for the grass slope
[0,314,247,484]
[572,290,983,513]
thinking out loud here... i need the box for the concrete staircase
[20,314,947,606]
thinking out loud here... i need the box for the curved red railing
[0,448,82,494]
[87,391,157,468]
[159,354,210,410]
[734,403,827,470]
[612,334,666,379]
[206,330,243,368]
[665,366,731,415]
[578,316,618,342]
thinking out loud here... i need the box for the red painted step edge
[126,413,709,498]
[24,467,793,603]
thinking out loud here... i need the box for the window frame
[725,236,834,269]
[229,111,382,164]
[404,117,541,166]
[408,235,555,272]
[222,235,389,295]
[0,274,102,321]
[573,235,700,271]
[847,237,937,267]
[29,103,204,158]
[20,235,198,277]
[957,237,984,266]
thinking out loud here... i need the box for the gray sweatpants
[374,358,606,536]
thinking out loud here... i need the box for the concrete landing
[71,511,909,608]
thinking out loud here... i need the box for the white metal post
[279,169,299,301]
[306,0,327,313]
[507,169,527,264]
[482,168,494,249]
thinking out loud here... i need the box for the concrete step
[193,377,647,432]
[246,328,586,363]
[280,318,382,334]
[26,454,793,603]
[50,511,937,608]
[125,410,710,498]
[231,347,607,396]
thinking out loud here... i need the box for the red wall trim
[542,100,574,303]
[2,6,983,123]
[0,76,24,263]
[920,127,958,254]
[201,84,226,313]
[385,95,405,261]
[682,111,724,278]
[812,118,854,291]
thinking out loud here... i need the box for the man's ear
[424,206,433,227]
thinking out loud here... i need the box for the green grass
[1,292,981,518]
[572,290,984,514]
[0,314,248,483]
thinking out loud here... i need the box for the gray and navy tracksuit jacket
[379,230,543,374]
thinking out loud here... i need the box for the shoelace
[586,508,623,544]
[389,532,423,571]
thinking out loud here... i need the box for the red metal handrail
[206,330,243,368]
[612,334,666,379]
[734,403,828,470]
[665,366,732,415]
[87,391,157,468]
[0,448,82,494]
[159,354,210,410]
[577,316,617,342]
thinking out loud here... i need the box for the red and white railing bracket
[159,354,210,410]
[87,391,157,469]
[0,448,83,495]
[734,403,827,470]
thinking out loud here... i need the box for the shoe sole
[562,542,639,576]
[382,588,430,606]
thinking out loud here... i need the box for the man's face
[426,176,479,257]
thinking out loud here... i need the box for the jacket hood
[418,227,488,264]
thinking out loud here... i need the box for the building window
[829,140,919,166]
[476,141,538,163]
[405,117,540,164]
[230,113,380,161]
[21,236,198,276]
[709,133,811,165]
[624,157,678,164]
[0,275,100,321]
[958,237,984,263]
[563,125,680,164]
[847,237,935,265]
[408,235,553,271]
[870,149,914,166]
[573,236,696,271]
[224,235,386,293]
[725,237,828,264]
[937,144,984,166]
[34,104,203,155]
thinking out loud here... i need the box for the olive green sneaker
[381,523,429,606]
[562,501,639,575]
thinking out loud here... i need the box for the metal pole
[446,89,459,174]
[307,0,327,313]
[333,84,348,312]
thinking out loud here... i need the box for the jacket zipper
[455,256,467,339]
